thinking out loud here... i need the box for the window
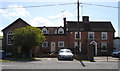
[88,32,94,39]
[101,42,108,52]
[42,28,48,34]
[75,32,81,39]
[102,32,107,40]
[74,42,81,52]
[7,31,13,45]
[58,41,64,47]
[42,42,48,47]
[58,28,64,34]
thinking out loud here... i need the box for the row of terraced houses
[2,16,115,59]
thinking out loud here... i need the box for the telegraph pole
[77,0,80,54]
[77,0,85,67]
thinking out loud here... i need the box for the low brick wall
[74,55,88,60]
[37,54,57,58]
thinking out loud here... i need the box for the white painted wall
[119,1,120,37]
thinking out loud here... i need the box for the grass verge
[0,57,37,62]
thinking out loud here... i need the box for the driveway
[1,58,119,69]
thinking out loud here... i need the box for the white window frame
[58,41,64,48]
[42,41,48,47]
[101,32,107,40]
[88,32,94,39]
[42,28,48,34]
[58,28,64,34]
[74,42,81,52]
[7,31,13,45]
[75,32,81,39]
[101,42,108,52]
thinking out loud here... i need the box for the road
[1,58,119,69]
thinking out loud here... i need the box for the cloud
[29,16,65,27]
[29,17,54,27]
[0,9,6,13]
[0,4,29,19]
[30,11,74,27]
[48,11,74,20]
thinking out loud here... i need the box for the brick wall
[2,19,30,53]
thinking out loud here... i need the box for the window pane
[7,32,13,45]
[88,32,94,39]
[75,32,81,39]
[58,41,64,47]
[102,32,107,40]
[101,42,108,52]
[59,31,63,34]
[59,43,63,46]
[42,42,48,47]
[76,34,79,38]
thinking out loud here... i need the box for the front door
[93,45,96,56]
[51,42,56,53]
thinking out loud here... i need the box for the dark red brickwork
[2,18,30,53]
[2,16,115,59]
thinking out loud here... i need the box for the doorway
[90,41,97,56]
[51,42,56,53]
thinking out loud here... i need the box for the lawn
[0,36,3,39]
[0,57,38,62]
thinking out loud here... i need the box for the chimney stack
[82,16,89,22]
[63,17,66,28]
[63,17,66,33]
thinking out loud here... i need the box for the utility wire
[0,2,76,9]
[51,8,77,21]
[0,2,118,9]
[80,2,118,8]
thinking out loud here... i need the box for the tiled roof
[2,18,30,31]
[67,21,115,32]
[38,27,62,34]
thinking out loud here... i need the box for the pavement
[94,56,120,61]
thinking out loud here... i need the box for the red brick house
[2,16,115,58]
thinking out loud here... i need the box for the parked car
[111,51,120,58]
[58,49,73,60]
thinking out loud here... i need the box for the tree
[13,26,46,58]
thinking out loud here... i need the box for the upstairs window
[58,28,64,34]
[42,41,48,47]
[7,31,13,45]
[42,28,48,34]
[88,32,94,39]
[101,32,107,40]
[75,32,81,39]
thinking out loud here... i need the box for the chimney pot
[82,16,89,22]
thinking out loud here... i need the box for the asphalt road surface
[1,58,119,69]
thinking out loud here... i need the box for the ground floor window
[7,31,13,45]
[42,41,48,47]
[74,42,81,52]
[58,41,64,48]
[101,42,108,52]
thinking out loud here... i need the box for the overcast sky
[0,0,119,37]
